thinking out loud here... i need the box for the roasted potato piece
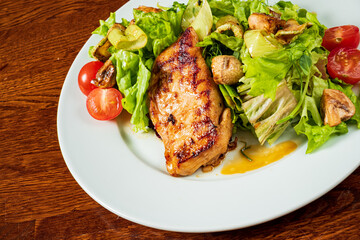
[91,37,112,62]
[321,89,355,127]
[315,58,328,80]
[248,13,311,44]
[211,55,244,85]
[248,13,285,34]
[269,8,282,19]
[91,24,126,62]
[275,20,312,44]
[91,59,116,88]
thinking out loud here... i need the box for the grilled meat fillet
[148,27,233,176]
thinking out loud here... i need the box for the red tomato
[322,25,359,51]
[327,47,360,85]
[78,61,104,96]
[86,88,123,120]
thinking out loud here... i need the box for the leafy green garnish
[111,50,152,132]
[198,31,244,51]
[92,12,116,36]
[240,141,253,161]
[134,2,186,57]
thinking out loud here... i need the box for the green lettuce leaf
[219,84,251,131]
[272,1,326,36]
[243,20,324,101]
[92,12,116,36]
[200,0,357,153]
[208,0,269,30]
[111,50,152,132]
[328,79,360,128]
[208,0,234,17]
[294,119,348,154]
[293,91,348,153]
[130,59,153,132]
[289,25,323,53]
[240,80,297,145]
[197,31,244,51]
[219,84,242,112]
[272,1,299,20]
[200,39,235,68]
[244,49,292,99]
[311,75,328,106]
[134,2,186,57]
[291,78,358,153]
[233,0,269,30]
[232,1,250,29]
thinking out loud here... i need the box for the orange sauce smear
[221,141,297,175]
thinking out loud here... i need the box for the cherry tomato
[86,88,123,120]
[322,25,360,51]
[78,61,104,96]
[327,47,360,85]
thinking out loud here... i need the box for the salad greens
[133,2,186,57]
[181,0,213,41]
[204,0,359,152]
[89,0,359,153]
[91,2,186,132]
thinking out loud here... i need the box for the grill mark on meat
[176,135,217,163]
[190,59,200,90]
[177,31,201,91]
[200,90,211,97]
[156,56,176,70]
[194,101,211,116]
[178,51,193,65]
[161,86,169,93]
[203,101,211,111]
[190,139,215,158]
[195,108,202,116]
[158,54,202,91]
[167,114,176,125]
[179,28,194,48]
[192,116,217,140]
[176,53,201,90]
[156,31,203,92]
[159,68,173,84]
[148,118,162,139]
[175,117,219,164]
[167,75,173,83]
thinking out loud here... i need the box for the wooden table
[1,0,359,239]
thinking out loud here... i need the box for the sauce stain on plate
[221,141,297,175]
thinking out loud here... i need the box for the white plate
[57,0,360,233]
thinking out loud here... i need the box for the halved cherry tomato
[327,47,360,85]
[322,25,359,51]
[86,88,123,120]
[78,61,104,96]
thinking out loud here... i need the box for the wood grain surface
[0,0,359,239]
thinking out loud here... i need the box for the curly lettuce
[109,50,153,132]
[205,0,359,153]
[134,2,186,57]
[92,12,116,36]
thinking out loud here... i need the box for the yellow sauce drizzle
[221,141,297,175]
